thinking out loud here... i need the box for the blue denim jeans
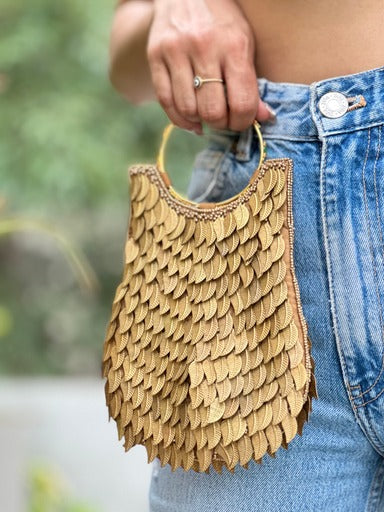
[148,65,384,512]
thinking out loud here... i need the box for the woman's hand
[147,0,275,134]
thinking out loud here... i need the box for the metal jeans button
[318,92,349,118]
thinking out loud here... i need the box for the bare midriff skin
[241,0,384,84]
[110,0,384,132]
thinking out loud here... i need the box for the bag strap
[156,121,267,182]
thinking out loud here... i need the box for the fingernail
[264,102,277,120]
[185,127,203,136]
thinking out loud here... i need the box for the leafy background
[0,0,206,376]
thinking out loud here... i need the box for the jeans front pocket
[186,127,247,203]
[359,124,384,396]
[364,124,384,310]
[355,123,384,456]
[324,126,384,455]
[186,147,231,203]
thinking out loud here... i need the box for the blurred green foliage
[27,462,100,512]
[0,0,206,375]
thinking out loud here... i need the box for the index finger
[223,57,261,132]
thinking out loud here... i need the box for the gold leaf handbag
[101,121,318,474]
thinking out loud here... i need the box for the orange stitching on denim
[319,135,358,401]
[355,384,384,407]
[373,125,384,262]
[346,94,367,113]
[354,126,384,401]
[347,130,375,394]
[348,128,371,394]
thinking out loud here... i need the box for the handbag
[101,120,318,474]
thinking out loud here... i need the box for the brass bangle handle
[156,121,267,182]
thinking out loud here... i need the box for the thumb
[256,100,277,123]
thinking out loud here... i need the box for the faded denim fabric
[149,65,384,512]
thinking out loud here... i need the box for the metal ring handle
[157,121,266,181]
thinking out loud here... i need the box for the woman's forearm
[109,1,156,104]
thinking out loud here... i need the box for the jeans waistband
[256,64,384,140]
